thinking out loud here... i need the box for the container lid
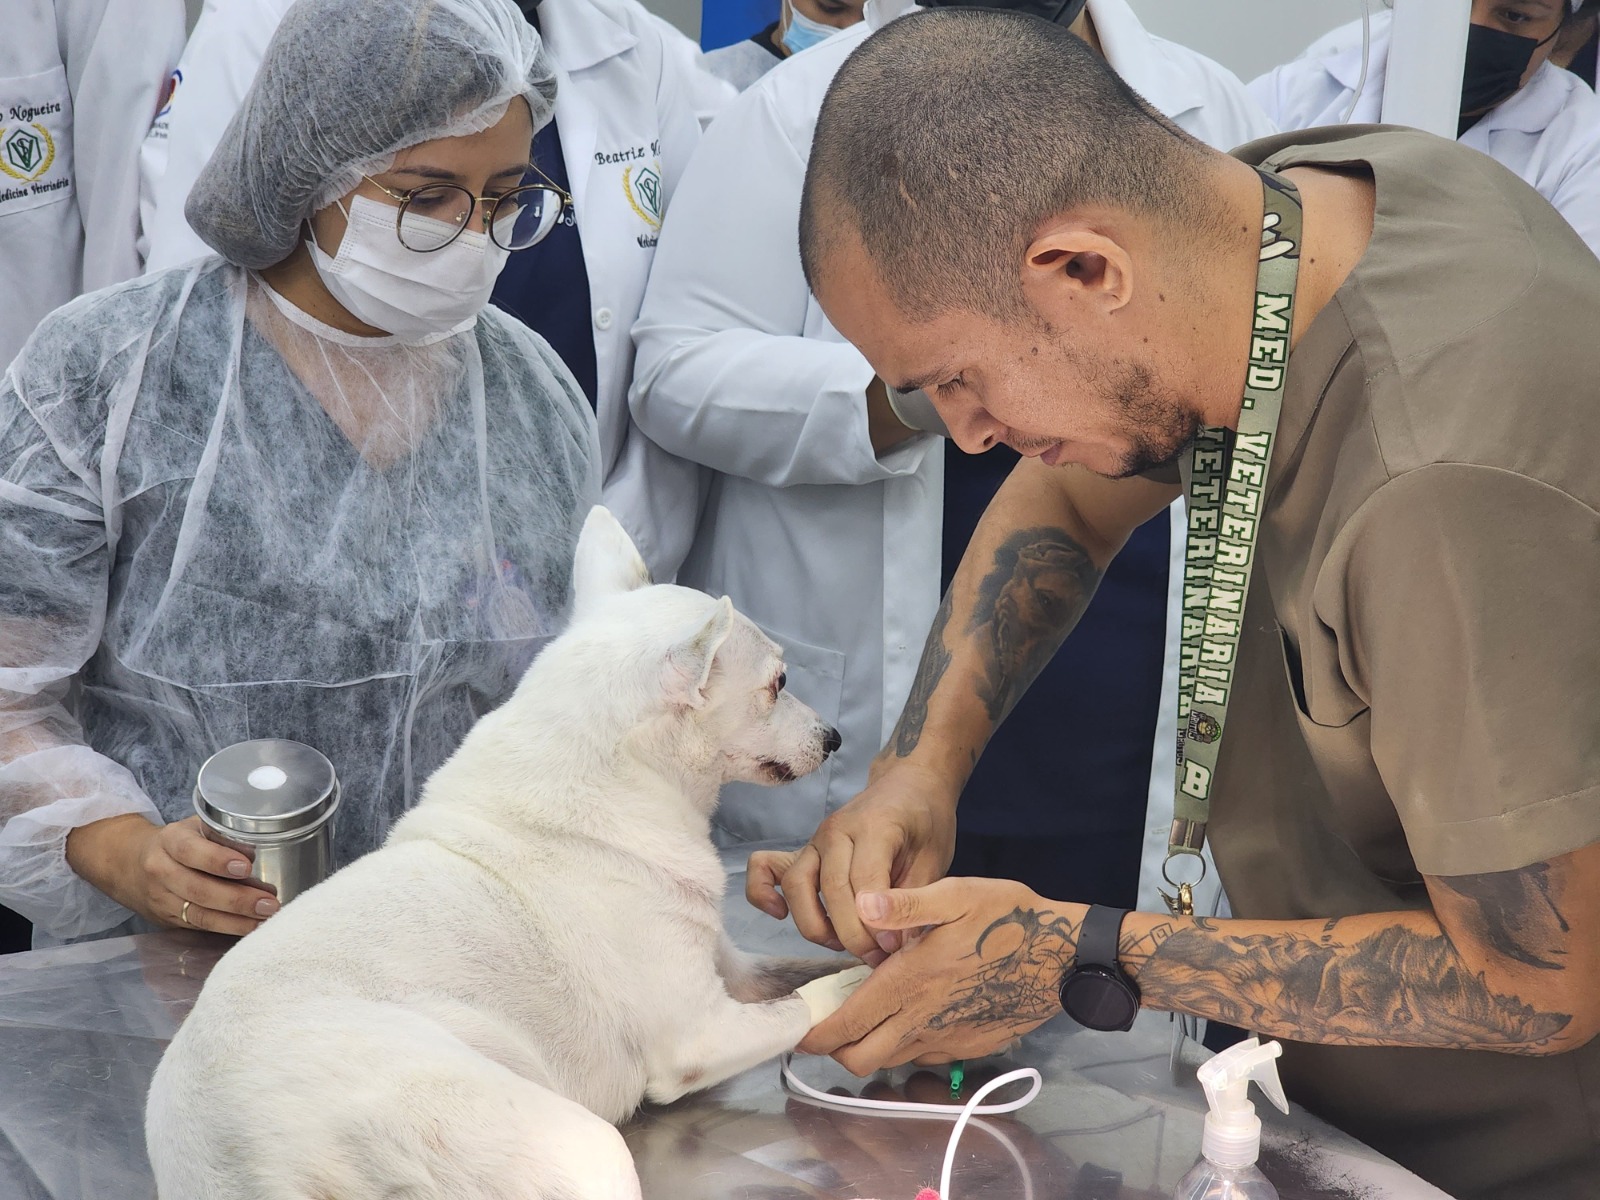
[194,740,339,836]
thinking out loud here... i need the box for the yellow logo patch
[623,161,663,230]
[0,122,55,183]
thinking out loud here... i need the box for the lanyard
[1161,170,1303,918]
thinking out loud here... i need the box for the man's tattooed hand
[798,879,1085,1072]
[927,905,1083,1033]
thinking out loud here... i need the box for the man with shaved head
[750,9,1600,1198]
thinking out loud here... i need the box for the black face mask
[924,0,1088,25]
[1459,22,1558,135]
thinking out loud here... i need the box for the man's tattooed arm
[890,590,953,757]
[1121,915,1573,1052]
[1113,852,1600,1055]
[1433,862,1569,972]
[967,527,1102,724]
[886,525,1101,760]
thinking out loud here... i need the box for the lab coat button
[594,307,614,331]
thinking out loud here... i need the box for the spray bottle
[1173,1037,1289,1200]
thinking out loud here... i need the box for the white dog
[145,507,869,1200]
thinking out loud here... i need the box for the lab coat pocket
[775,631,847,743]
[713,632,847,847]
[0,67,75,217]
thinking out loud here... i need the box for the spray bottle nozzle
[1195,1037,1288,1170]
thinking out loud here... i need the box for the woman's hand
[66,813,279,936]
[746,757,959,963]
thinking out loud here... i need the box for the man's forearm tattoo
[926,906,1080,1034]
[968,527,1101,723]
[1437,862,1570,972]
[1123,892,1573,1054]
[888,527,1098,757]
[890,590,953,757]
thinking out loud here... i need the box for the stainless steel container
[193,739,340,904]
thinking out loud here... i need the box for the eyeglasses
[363,165,573,253]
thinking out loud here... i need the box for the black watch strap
[1078,904,1129,971]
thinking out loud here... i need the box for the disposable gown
[0,259,601,941]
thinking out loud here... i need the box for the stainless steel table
[0,869,1453,1200]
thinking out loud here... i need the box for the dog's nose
[821,725,842,757]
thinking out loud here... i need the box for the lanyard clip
[1159,849,1208,918]
[1168,818,1207,854]
[1161,881,1195,917]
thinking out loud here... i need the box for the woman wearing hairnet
[0,0,601,946]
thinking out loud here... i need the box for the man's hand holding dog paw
[798,964,873,1026]
[747,759,958,963]
[798,877,1084,1074]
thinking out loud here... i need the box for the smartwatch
[1058,905,1141,1032]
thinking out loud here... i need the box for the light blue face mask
[782,6,838,54]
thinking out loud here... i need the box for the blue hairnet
[188,0,557,269]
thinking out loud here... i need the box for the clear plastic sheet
[0,260,600,940]
[0,868,1453,1199]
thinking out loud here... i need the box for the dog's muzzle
[821,726,841,757]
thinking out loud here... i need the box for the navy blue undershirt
[941,442,1169,843]
[749,19,784,58]
[1571,27,1598,88]
[494,4,600,409]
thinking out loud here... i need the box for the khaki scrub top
[1206,127,1600,1200]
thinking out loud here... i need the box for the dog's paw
[797,964,872,1026]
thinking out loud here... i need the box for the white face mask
[306,194,511,343]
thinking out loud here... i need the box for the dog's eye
[775,672,787,692]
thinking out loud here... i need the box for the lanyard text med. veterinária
[1161,170,1303,918]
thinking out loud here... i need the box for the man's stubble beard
[1109,358,1201,477]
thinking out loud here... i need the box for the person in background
[1287,0,1597,75]
[701,0,867,91]
[629,0,1275,915]
[1,0,185,951]
[140,0,708,573]
[1555,10,1598,84]
[1,0,185,367]
[1251,0,1600,254]
[0,0,599,948]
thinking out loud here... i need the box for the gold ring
[180,900,192,926]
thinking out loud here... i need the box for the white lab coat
[629,0,1278,877]
[645,11,740,128]
[137,0,706,569]
[0,0,184,367]
[1250,9,1600,255]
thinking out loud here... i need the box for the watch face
[1061,967,1138,1032]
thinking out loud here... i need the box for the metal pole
[1381,0,1473,137]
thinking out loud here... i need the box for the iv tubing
[779,1054,1043,1199]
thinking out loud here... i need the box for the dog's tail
[147,999,642,1200]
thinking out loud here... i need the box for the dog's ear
[663,596,735,709]
[573,506,651,613]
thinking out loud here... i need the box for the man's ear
[662,596,735,710]
[1019,221,1134,316]
[573,506,651,614]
